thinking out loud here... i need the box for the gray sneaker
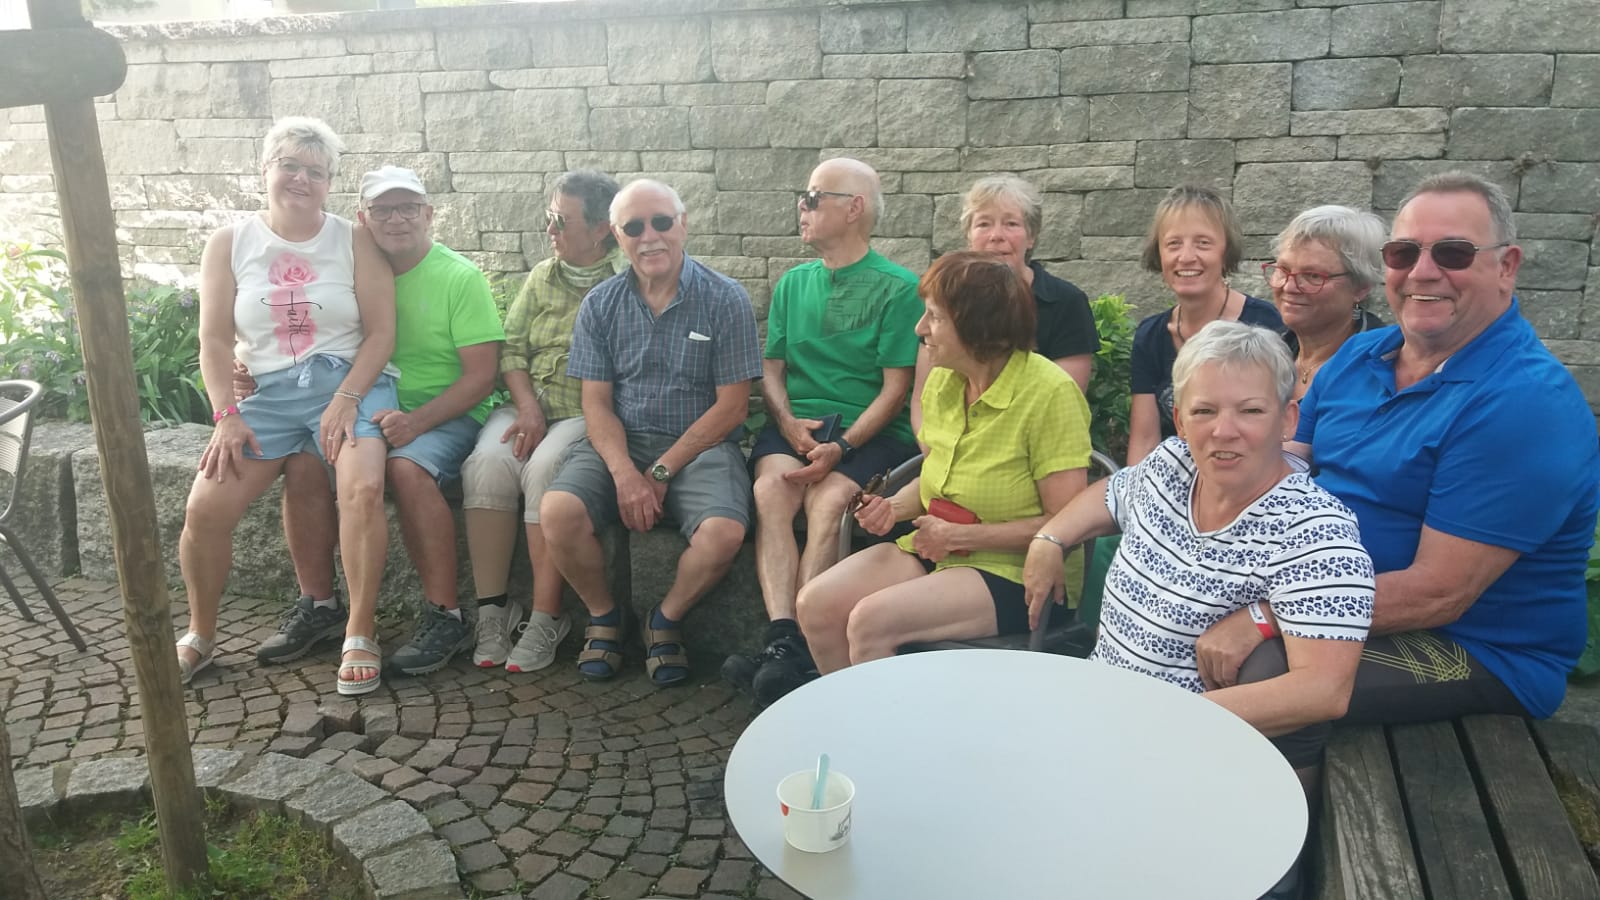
[473,602,525,668]
[386,603,474,676]
[505,610,571,673]
[256,594,347,664]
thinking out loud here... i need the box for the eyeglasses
[545,210,566,233]
[847,470,891,515]
[366,201,424,222]
[1381,239,1511,271]
[619,214,678,238]
[1261,263,1349,294]
[272,157,331,184]
[797,189,856,210]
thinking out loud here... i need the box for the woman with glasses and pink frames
[176,116,398,694]
[1265,205,1388,403]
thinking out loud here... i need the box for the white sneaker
[506,610,571,673]
[473,602,525,668]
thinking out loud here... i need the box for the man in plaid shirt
[540,179,762,686]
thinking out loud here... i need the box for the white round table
[724,650,1307,900]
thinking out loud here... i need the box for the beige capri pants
[459,405,587,524]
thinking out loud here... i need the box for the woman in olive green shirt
[796,251,1093,673]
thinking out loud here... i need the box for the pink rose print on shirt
[261,251,323,362]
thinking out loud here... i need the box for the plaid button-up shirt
[500,248,629,421]
[568,254,761,439]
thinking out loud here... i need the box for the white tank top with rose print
[230,212,368,377]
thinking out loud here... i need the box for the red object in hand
[927,497,980,525]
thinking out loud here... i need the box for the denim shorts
[240,354,397,461]
[389,413,482,483]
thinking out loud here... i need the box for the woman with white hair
[1266,205,1388,401]
[1023,320,1374,777]
[175,116,398,695]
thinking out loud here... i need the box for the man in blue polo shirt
[539,179,762,687]
[1200,171,1598,724]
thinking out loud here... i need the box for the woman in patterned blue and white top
[1022,320,1374,773]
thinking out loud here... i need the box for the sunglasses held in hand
[620,214,678,238]
[847,470,891,515]
[1381,239,1511,271]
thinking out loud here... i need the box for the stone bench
[16,422,766,661]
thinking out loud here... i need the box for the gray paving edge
[18,750,462,900]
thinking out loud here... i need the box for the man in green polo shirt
[251,166,505,687]
[722,157,923,707]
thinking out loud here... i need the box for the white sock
[442,606,463,621]
[312,595,339,610]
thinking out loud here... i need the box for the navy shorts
[748,421,918,488]
[916,558,1070,635]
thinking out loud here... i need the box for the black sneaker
[386,604,474,676]
[721,651,763,696]
[256,594,348,664]
[751,634,819,707]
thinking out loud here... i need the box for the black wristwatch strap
[835,436,854,457]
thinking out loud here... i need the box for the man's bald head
[811,157,884,231]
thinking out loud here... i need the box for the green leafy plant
[1087,293,1135,462]
[0,241,208,425]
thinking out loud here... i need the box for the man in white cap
[250,165,505,678]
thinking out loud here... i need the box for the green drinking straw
[811,753,830,810]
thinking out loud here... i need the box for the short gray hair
[553,169,622,248]
[610,178,686,226]
[1172,320,1296,411]
[1272,205,1386,292]
[1398,171,1517,245]
[261,116,344,173]
[960,175,1043,245]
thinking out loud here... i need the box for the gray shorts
[546,432,752,540]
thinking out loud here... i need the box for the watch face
[651,464,670,482]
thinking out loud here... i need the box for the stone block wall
[1,0,1598,403]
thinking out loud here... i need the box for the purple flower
[45,350,62,364]
[179,290,196,308]
[16,362,33,377]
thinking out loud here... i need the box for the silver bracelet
[333,389,362,402]
[1032,533,1068,555]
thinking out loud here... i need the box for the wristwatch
[649,463,672,483]
[834,435,854,457]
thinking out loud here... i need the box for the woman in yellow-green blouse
[796,251,1092,673]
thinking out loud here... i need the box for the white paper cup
[777,769,855,853]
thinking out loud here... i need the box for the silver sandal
[337,635,382,696]
[176,632,215,685]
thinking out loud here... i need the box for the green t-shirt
[392,243,505,423]
[764,250,923,446]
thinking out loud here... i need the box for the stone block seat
[23,422,768,664]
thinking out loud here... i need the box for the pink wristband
[213,404,239,423]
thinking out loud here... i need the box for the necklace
[1174,285,1229,344]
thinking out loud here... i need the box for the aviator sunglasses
[620,214,678,238]
[797,189,855,210]
[847,470,891,515]
[1381,239,1511,271]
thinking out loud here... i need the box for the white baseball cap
[360,165,426,201]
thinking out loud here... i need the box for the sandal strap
[177,632,215,654]
[578,646,622,664]
[583,623,623,642]
[342,635,381,656]
[645,652,689,671]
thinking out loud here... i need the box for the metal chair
[898,449,1121,658]
[0,380,86,651]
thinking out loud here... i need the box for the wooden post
[23,0,209,890]
[0,722,49,900]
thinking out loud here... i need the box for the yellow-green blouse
[897,349,1092,583]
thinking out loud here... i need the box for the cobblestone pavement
[0,577,804,900]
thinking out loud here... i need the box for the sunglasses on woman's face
[619,214,678,238]
[1381,239,1511,271]
[545,210,566,233]
[797,189,855,210]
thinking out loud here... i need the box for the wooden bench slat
[1460,715,1600,900]
[1319,725,1426,900]
[1390,721,1515,900]
[1529,721,1600,892]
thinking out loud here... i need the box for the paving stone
[407,739,456,771]
[525,808,567,834]
[457,782,501,809]
[470,868,518,895]
[286,770,391,823]
[14,766,56,812]
[497,826,538,854]
[64,755,148,802]
[375,734,423,761]
[565,851,614,881]
[366,838,460,900]
[439,816,493,846]
[540,829,588,857]
[658,865,711,896]
[595,869,655,900]
[361,704,399,743]
[424,798,473,827]
[223,752,329,802]
[397,779,457,809]
[709,859,758,893]
[457,840,508,874]
[266,734,318,758]
[321,730,372,753]
[679,837,719,867]
[452,745,492,769]
[381,766,425,792]
[281,704,324,738]
[637,829,681,855]
[630,852,671,877]
[190,749,245,788]
[428,765,475,787]
[529,871,589,900]
[514,852,560,884]
[352,755,400,783]
[483,802,525,832]
[332,800,432,858]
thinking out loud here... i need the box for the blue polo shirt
[1296,299,1599,718]
[568,254,761,440]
